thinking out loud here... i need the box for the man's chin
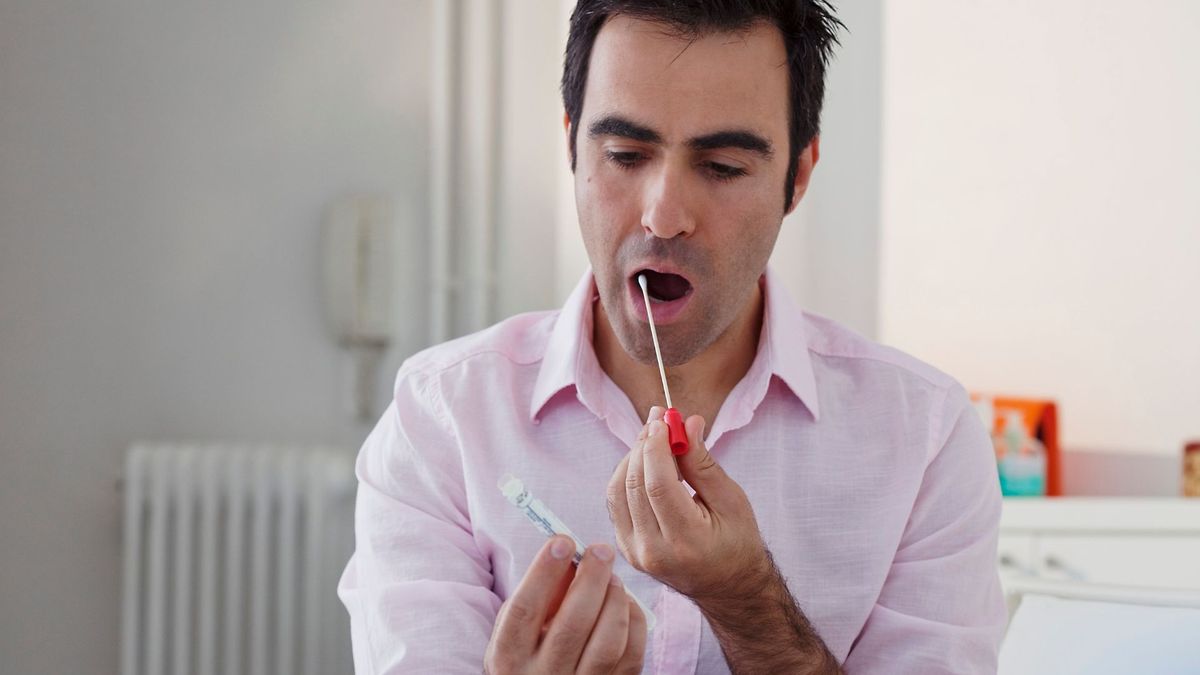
[612,321,660,366]
[598,277,703,366]
[619,324,703,369]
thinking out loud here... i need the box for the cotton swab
[637,274,690,455]
[638,275,673,408]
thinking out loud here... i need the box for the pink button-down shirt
[338,268,1007,674]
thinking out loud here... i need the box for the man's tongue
[641,270,691,302]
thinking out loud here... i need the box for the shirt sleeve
[337,364,500,673]
[841,384,1008,674]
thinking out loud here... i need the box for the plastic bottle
[995,409,1046,497]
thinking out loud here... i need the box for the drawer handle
[1043,555,1087,581]
[998,553,1035,576]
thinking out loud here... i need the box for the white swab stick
[637,274,673,409]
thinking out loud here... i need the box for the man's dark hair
[562,0,843,212]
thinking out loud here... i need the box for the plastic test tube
[498,474,656,630]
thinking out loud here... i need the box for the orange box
[971,395,1061,497]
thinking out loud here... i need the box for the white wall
[486,0,566,321]
[554,0,591,301]
[775,0,883,338]
[0,1,431,672]
[879,0,1200,455]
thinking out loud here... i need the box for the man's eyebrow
[587,115,662,144]
[587,116,774,160]
[689,130,774,160]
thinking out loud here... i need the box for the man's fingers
[604,449,633,564]
[641,420,695,537]
[541,550,579,628]
[613,594,648,673]
[493,535,577,652]
[574,576,631,674]
[538,544,616,670]
[607,454,633,542]
[625,425,662,539]
[609,405,663,558]
[675,415,735,509]
[645,406,664,425]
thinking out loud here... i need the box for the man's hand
[484,536,647,674]
[609,407,843,674]
[606,407,772,602]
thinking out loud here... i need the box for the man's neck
[593,283,764,436]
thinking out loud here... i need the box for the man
[338,1,1007,673]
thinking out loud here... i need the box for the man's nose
[640,165,696,239]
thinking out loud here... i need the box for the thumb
[675,416,735,507]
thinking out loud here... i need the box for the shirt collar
[759,265,821,420]
[529,266,820,424]
[529,270,596,423]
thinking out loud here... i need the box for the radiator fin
[120,444,355,675]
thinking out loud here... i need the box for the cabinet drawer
[997,534,1036,579]
[1035,535,1200,590]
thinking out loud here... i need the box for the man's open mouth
[634,269,694,303]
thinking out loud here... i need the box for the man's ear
[563,112,575,170]
[784,135,821,216]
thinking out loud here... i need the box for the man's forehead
[582,14,790,141]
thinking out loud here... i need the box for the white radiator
[120,443,356,675]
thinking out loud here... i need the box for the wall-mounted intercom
[321,194,395,421]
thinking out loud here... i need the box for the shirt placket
[649,585,702,674]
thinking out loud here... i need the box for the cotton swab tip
[638,273,648,293]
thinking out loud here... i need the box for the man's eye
[706,162,747,181]
[605,151,643,169]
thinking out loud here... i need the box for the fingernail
[646,407,659,423]
[648,421,663,437]
[591,543,614,562]
[551,537,573,560]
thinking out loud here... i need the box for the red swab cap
[664,407,688,455]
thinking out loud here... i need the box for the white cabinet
[998,499,1200,591]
